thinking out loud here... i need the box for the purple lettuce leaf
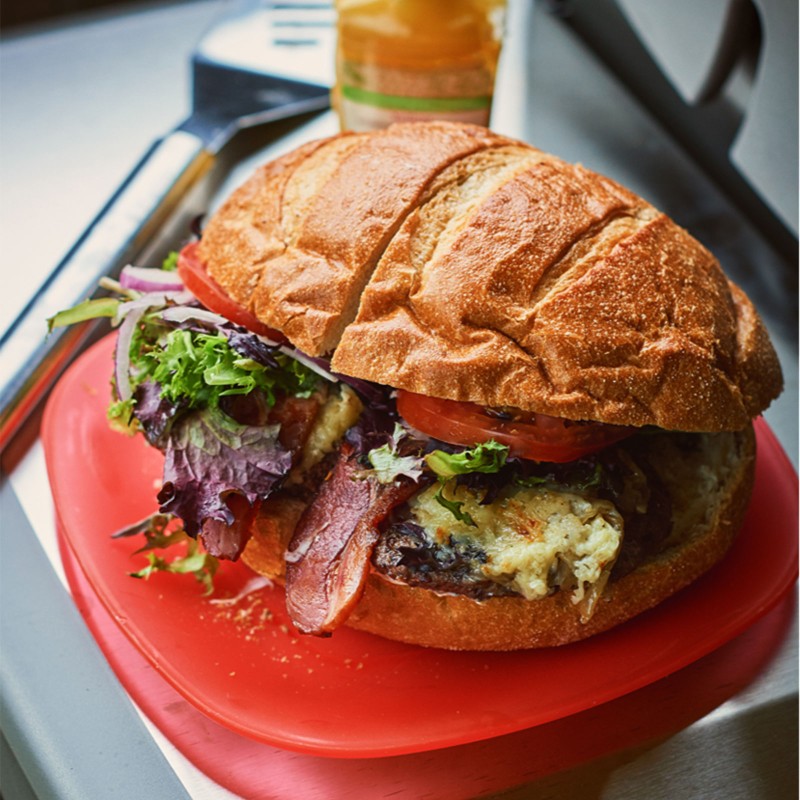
[156,406,293,557]
[133,380,187,449]
[225,329,282,368]
[344,397,397,459]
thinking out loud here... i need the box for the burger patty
[374,521,519,599]
[372,436,674,602]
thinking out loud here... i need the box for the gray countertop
[1,2,797,798]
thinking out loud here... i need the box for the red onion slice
[160,306,231,327]
[114,304,148,403]
[115,291,195,324]
[120,265,184,293]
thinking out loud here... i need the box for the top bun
[198,122,782,432]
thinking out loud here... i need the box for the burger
[51,121,783,650]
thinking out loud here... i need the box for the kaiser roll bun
[198,121,782,432]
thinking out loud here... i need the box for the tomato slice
[396,390,635,463]
[177,242,286,342]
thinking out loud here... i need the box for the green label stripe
[342,85,490,112]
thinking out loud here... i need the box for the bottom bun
[242,426,756,650]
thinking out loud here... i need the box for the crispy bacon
[285,443,420,635]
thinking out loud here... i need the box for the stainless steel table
[1,2,797,798]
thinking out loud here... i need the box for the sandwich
[51,121,783,649]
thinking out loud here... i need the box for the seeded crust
[199,122,782,432]
[242,427,756,650]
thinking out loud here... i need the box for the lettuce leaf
[47,297,120,331]
[113,513,219,595]
[161,251,179,271]
[156,406,293,548]
[424,440,508,480]
[131,542,218,596]
[365,423,425,484]
[143,328,317,410]
[425,441,509,526]
[49,267,335,571]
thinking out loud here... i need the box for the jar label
[337,60,494,130]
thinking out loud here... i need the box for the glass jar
[333,0,507,132]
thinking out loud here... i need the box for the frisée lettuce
[48,266,326,567]
[113,513,219,596]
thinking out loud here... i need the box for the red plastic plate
[43,335,798,759]
[57,530,796,798]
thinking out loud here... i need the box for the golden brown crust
[200,121,781,432]
[331,159,778,431]
[243,427,756,650]
[200,122,510,356]
[241,495,307,580]
[198,136,334,311]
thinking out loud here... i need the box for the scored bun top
[198,121,782,432]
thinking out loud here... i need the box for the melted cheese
[408,482,623,606]
[298,384,364,472]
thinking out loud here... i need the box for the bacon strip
[285,443,420,635]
